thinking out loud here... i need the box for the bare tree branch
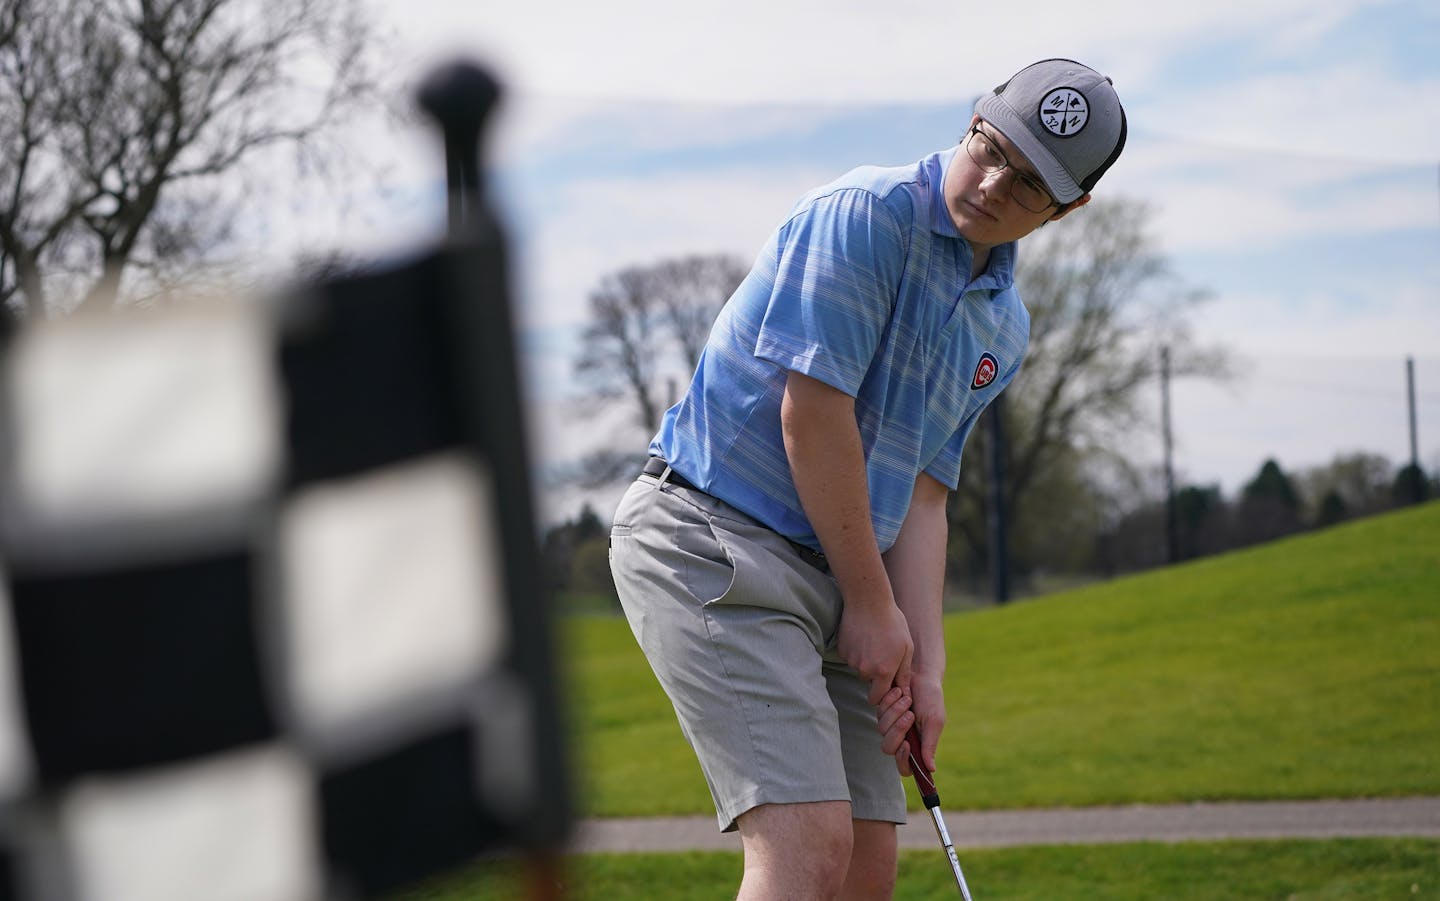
[572,253,746,441]
[949,198,1230,583]
[655,254,749,366]
[0,0,378,318]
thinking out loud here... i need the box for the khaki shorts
[608,473,905,832]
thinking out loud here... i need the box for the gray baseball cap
[975,58,1127,205]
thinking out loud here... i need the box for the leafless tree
[656,254,749,368]
[0,0,376,318]
[950,198,1229,582]
[573,253,747,436]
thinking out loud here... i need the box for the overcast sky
[309,0,1440,523]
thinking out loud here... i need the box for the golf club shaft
[906,724,973,900]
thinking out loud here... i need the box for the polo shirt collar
[978,240,1017,289]
[927,147,964,238]
[928,147,1018,291]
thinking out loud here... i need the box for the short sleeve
[751,187,909,397]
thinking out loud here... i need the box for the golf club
[905,724,973,900]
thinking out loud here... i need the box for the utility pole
[1407,356,1418,470]
[1396,356,1429,506]
[987,396,1010,604]
[1161,346,1178,563]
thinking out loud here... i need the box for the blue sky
[302,0,1440,522]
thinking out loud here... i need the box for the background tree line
[548,198,1435,606]
[548,449,1437,603]
[1097,452,1435,575]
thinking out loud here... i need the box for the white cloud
[375,0,1436,152]
[512,162,828,332]
[1144,60,1440,164]
[346,0,1440,524]
[1105,130,1435,255]
[1193,280,1440,359]
[382,0,1347,103]
[372,0,1440,168]
[1148,173,1433,256]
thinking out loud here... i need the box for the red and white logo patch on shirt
[970,352,999,390]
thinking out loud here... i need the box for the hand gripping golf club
[906,724,973,900]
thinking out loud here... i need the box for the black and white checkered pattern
[0,241,570,900]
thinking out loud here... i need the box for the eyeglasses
[964,124,1057,213]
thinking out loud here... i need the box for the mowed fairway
[394,501,1440,899]
[567,500,1439,816]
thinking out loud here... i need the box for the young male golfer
[609,59,1127,899]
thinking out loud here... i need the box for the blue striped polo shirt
[651,146,1030,552]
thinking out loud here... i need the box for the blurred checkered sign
[0,61,568,901]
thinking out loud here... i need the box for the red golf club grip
[905,723,941,807]
[906,724,974,898]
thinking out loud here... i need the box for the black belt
[642,456,700,491]
[640,457,829,574]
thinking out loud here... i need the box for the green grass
[391,503,1440,901]
[561,501,1440,817]
[397,839,1440,900]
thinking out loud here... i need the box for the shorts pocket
[703,515,837,651]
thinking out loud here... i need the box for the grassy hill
[560,501,1440,818]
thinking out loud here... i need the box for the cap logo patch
[1039,88,1088,137]
[971,352,999,390]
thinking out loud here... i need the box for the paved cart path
[571,797,1440,853]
